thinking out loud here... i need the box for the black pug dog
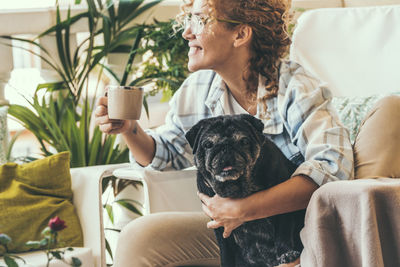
[185,114,305,267]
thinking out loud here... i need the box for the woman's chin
[187,61,201,72]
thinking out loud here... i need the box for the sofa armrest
[70,163,130,267]
[113,165,202,214]
[300,178,400,267]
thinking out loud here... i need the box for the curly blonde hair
[177,0,291,114]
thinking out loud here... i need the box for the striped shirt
[131,61,354,186]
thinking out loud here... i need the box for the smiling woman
[107,0,353,266]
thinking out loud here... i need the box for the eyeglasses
[183,14,241,35]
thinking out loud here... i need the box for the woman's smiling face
[182,0,238,72]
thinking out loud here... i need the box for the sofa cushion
[0,152,83,253]
[353,96,400,179]
[290,5,400,97]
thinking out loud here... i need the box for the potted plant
[0,0,188,166]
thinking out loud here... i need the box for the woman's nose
[182,25,195,40]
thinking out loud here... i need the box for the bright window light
[0,1,78,9]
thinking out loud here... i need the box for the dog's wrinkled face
[186,114,265,198]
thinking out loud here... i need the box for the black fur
[186,114,305,267]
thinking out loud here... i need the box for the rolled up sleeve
[129,79,195,170]
[279,63,354,185]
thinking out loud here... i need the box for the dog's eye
[202,141,214,149]
[240,137,250,146]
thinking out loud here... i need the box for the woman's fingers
[94,95,128,134]
[96,96,108,107]
[223,228,233,238]
[207,220,222,229]
[198,191,244,239]
[94,93,135,135]
[95,104,107,117]
[95,112,124,126]
[99,122,121,133]
[198,193,215,218]
[198,192,210,205]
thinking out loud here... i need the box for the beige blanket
[300,178,400,267]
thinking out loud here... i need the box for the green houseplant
[0,0,188,166]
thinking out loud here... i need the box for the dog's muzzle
[210,154,245,182]
[215,167,242,182]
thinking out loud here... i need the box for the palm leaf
[114,199,143,216]
[106,0,116,33]
[117,0,144,29]
[66,107,85,167]
[104,203,114,224]
[121,27,144,85]
[36,12,89,39]
[65,8,75,79]
[79,97,90,165]
[6,130,23,161]
[118,0,162,30]
[99,62,121,83]
[102,135,116,164]
[105,238,113,261]
[4,256,19,267]
[102,14,112,52]
[88,127,103,165]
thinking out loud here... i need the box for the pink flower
[48,216,67,232]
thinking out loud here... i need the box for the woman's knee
[113,214,164,267]
[113,212,219,267]
[364,95,400,124]
[116,213,164,252]
[354,95,400,179]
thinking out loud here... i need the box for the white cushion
[142,167,201,213]
[290,5,400,97]
[113,166,201,214]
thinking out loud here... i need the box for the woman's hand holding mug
[95,85,144,135]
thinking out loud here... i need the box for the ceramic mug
[107,85,143,120]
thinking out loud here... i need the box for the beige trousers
[113,212,220,267]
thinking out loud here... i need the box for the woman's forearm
[121,121,156,166]
[241,175,319,222]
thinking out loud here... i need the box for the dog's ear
[238,114,264,133]
[185,119,208,154]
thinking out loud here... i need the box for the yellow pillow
[0,152,83,252]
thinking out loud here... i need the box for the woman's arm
[95,71,209,169]
[199,175,318,238]
[121,122,156,166]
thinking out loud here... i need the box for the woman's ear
[233,25,252,48]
